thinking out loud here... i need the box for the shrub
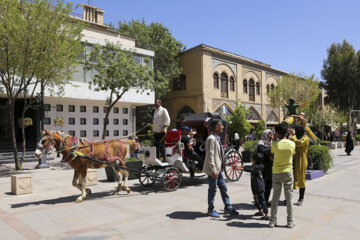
[318,140,330,146]
[309,145,333,172]
[355,134,360,141]
[243,140,258,152]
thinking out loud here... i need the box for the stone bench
[327,142,337,149]
[86,169,98,186]
[11,174,32,195]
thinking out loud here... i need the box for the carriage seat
[165,130,182,147]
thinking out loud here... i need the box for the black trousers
[254,191,268,214]
[154,132,166,159]
[264,179,272,203]
[185,151,203,169]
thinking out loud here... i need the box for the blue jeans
[208,172,231,211]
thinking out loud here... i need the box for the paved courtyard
[0,146,359,240]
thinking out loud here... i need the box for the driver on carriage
[181,126,203,171]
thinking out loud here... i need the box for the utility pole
[36,79,49,169]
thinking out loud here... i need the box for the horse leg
[112,166,123,196]
[72,170,81,191]
[123,170,131,193]
[75,168,88,203]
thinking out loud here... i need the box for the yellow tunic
[291,135,309,189]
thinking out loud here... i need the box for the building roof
[182,44,289,75]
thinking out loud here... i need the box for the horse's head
[34,130,57,158]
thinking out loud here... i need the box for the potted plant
[54,117,64,128]
[309,145,333,173]
[17,117,33,128]
[105,157,143,182]
[242,140,258,162]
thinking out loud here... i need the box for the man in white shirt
[153,99,170,160]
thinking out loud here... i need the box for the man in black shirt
[181,126,203,172]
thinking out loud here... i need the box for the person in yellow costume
[291,124,309,206]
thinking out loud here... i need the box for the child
[237,153,269,220]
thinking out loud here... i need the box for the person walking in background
[203,119,239,218]
[345,131,354,156]
[334,129,340,142]
[256,129,274,206]
[153,99,170,161]
[269,123,296,228]
[291,124,309,206]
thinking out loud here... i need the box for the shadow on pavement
[10,191,111,208]
[226,221,268,228]
[233,203,256,210]
[166,211,208,220]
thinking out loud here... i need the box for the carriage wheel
[139,166,157,187]
[224,150,243,182]
[162,167,182,191]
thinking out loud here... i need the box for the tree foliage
[84,42,154,139]
[117,19,185,97]
[255,119,266,140]
[267,73,320,117]
[226,103,251,140]
[0,0,83,169]
[321,40,360,131]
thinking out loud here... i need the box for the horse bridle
[37,131,69,154]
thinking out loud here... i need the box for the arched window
[266,111,279,122]
[243,79,247,93]
[246,107,261,120]
[271,84,275,90]
[256,82,260,95]
[176,105,195,129]
[213,73,219,89]
[230,76,235,91]
[249,79,255,101]
[266,84,270,93]
[216,104,233,118]
[220,72,228,98]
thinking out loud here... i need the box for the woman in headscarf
[345,131,354,156]
[256,129,273,205]
[291,124,309,206]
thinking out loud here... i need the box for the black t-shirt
[181,134,191,155]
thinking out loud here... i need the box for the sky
[67,0,360,80]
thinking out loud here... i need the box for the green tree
[0,0,83,170]
[117,19,185,98]
[84,42,154,139]
[255,119,266,140]
[321,40,360,132]
[267,73,320,118]
[226,103,251,140]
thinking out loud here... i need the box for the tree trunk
[102,105,111,140]
[9,101,20,170]
[20,111,26,168]
[348,106,353,132]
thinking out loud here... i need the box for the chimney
[81,4,104,25]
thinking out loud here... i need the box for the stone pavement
[0,147,359,240]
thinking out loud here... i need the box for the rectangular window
[123,130,128,136]
[114,107,119,113]
[69,118,75,125]
[123,119,128,125]
[43,118,51,125]
[93,130,99,137]
[103,118,109,125]
[68,105,75,112]
[80,130,86,137]
[221,79,229,98]
[173,74,186,91]
[44,104,51,111]
[113,119,119,125]
[69,130,75,136]
[103,107,108,113]
[114,130,119,136]
[123,108,128,114]
[80,118,86,125]
[93,106,99,113]
[56,104,63,112]
[80,106,86,112]
[93,118,99,125]
[106,130,109,137]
